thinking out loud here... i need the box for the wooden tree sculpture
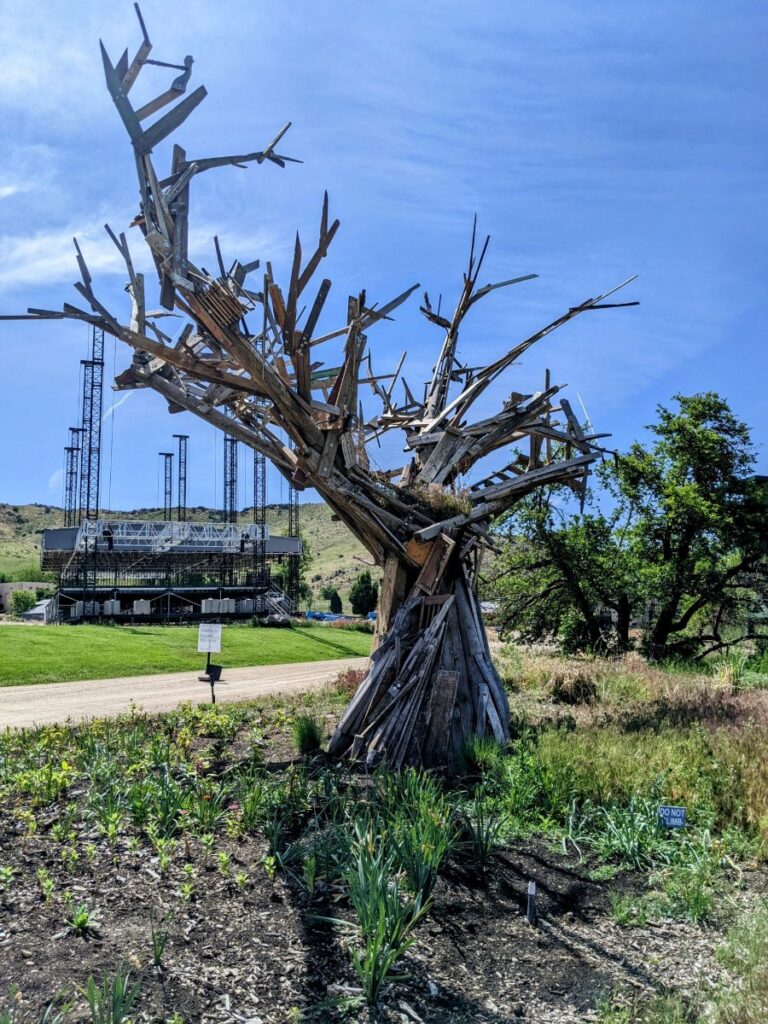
[21,8,637,768]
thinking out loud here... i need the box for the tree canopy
[349,570,378,617]
[491,393,768,660]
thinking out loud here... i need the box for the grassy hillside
[0,623,371,686]
[0,501,380,608]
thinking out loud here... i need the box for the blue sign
[658,805,686,829]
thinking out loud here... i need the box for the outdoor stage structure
[42,325,302,623]
[20,7,637,766]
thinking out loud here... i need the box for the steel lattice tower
[160,452,174,520]
[173,434,189,521]
[253,449,267,589]
[223,435,238,524]
[251,280,269,598]
[64,426,83,527]
[78,328,104,522]
[78,326,104,597]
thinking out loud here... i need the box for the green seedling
[37,867,55,904]
[67,903,99,937]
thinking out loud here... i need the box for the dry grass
[494,645,768,848]
[549,669,598,705]
[711,900,768,1024]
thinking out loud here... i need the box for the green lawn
[0,624,371,686]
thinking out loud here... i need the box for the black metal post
[527,880,537,926]
[287,453,300,611]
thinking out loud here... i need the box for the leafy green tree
[349,570,378,617]
[320,587,343,613]
[491,501,637,653]
[492,394,768,660]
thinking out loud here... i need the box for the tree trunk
[616,593,631,650]
[328,558,510,769]
[647,603,676,661]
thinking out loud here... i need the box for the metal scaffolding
[160,452,174,521]
[173,434,189,521]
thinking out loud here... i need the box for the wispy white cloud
[0,184,30,200]
[47,467,63,494]
[0,220,126,292]
[102,392,133,422]
[0,216,286,294]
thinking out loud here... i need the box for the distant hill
[0,502,379,610]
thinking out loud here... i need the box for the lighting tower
[63,426,83,527]
[223,435,238,524]
[173,434,189,521]
[160,452,174,521]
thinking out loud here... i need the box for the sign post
[198,624,223,703]
[526,879,537,927]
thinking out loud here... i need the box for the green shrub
[9,590,36,616]
[349,570,378,616]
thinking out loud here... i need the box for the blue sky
[0,0,766,510]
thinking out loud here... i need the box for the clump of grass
[456,735,505,782]
[383,769,456,901]
[81,967,141,1024]
[342,820,430,1005]
[0,992,71,1024]
[580,795,669,870]
[550,669,598,705]
[596,989,693,1023]
[459,788,509,872]
[715,654,749,693]
[292,715,324,756]
[412,481,472,516]
[149,909,169,968]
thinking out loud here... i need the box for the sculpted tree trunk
[19,8,636,767]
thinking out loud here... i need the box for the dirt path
[0,656,368,729]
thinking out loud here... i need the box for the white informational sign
[198,623,222,653]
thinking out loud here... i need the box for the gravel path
[0,656,368,729]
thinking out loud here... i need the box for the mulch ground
[2,802,762,1024]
